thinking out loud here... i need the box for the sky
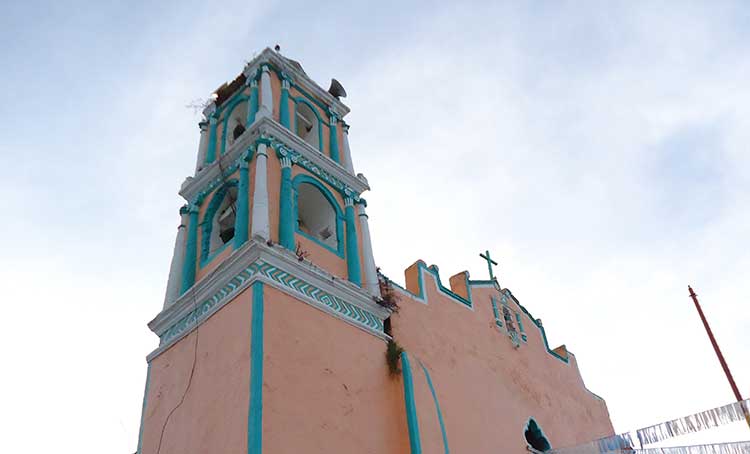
[1,1,749,452]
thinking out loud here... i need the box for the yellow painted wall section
[262,286,410,453]
[140,287,253,454]
[391,264,614,453]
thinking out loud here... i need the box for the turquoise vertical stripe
[206,118,218,164]
[344,203,361,285]
[491,297,500,320]
[329,118,340,163]
[401,351,422,454]
[247,84,259,125]
[248,281,264,454]
[279,165,294,250]
[180,208,199,294]
[234,161,250,248]
[136,362,151,454]
[279,84,290,128]
[419,362,450,454]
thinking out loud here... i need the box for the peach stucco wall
[262,286,409,453]
[143,265,614,453]
[391,263,615,452]
[141,286,254,454]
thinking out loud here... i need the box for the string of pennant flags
[547,399,750,454]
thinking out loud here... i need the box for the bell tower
[137,48,393,454]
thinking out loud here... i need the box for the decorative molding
[274,139,363,201]
[148,240,389,361]
[180,116,368,205]
[242,48,350,118]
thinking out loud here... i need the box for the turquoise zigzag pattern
[161,261,382,344]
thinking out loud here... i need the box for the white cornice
[243,47,350,118]
[147,239,390,360]
[179,116,369,203]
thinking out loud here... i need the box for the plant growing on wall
[385,338,404,376]
[295,242,310,262]
[375,268,400,312]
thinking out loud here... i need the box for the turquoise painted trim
[385,263,473,308]
[160,260,383,344]
[234,162,250,248]
[344,203,362,286]
[507,290,569,364]
[220,95,250,157]
[200,239,233,269]
[136,363,151,454]
[289,80,331,113]
[205,117,218,165]
[279,165,294,250]
[329,118,340,163]
[199,179,239,263]
[401,352,422,454]
[180,208,199,294]
[279,84,290,128]
[291,174,344,258]
[247,84,259,125]
[293,97,324,152]
[491,296,503,327]
[248,281,264,454]
[419,361,449,454]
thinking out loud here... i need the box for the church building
[136,47,615,453]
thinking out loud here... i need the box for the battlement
[382,258,606,400]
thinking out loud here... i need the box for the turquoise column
[279,78,290,129]
[329,114,340,163]
[278,156,295,250]
[248,281,265,454]
[205,116,218,165]
[180,204,199,294]
[247,79,259,125]
[344,198,362,286]
[234,159,250,248]
[401,351,422,454]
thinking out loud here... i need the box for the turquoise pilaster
[278,158,295,250]
[180,205,199,294]
[248,281,264,454]
[329,114,340,163]
[344,198,362,286]
[401,351,422,454]
[247,80,259,125]
[279,78,290,129]
[205,116,218,165]
[234,159,250,248]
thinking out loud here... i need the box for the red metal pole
[688,285,750,429]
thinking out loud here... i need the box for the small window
[296,182,338,250]
[524,419,551,452]
[210,187,238,253]
[232,121,245,140]
[295,102,319,149]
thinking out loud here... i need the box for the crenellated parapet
[383,258,604,400]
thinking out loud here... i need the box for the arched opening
[210,186,238,253]
[296,182,338,250]
[295,101,319,149]
[524,418,551,453]
[223,100,248,152]
[232,122,246,140]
